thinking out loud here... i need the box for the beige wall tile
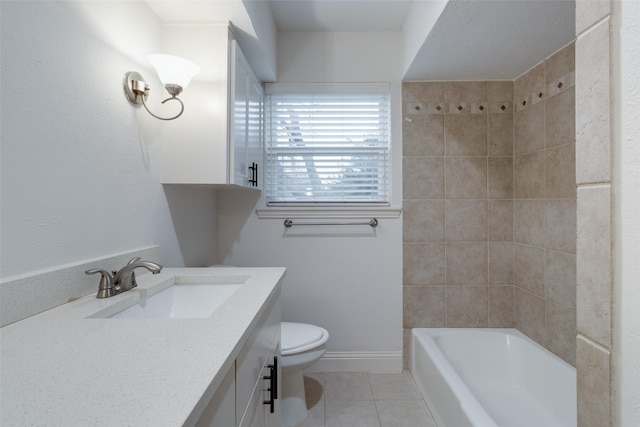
[489,242,514,285]
[515,62,545,105]
[577,335,611,427]
[403,114,444,156]
[576,19,611,185]
[445,200,487,242]
[403,82,443,114]
[546,43,575,85]
[546,250,577,309]
[445,286,488,327]
[444,81,486,104]
[403,157,444,199]
[401,76,577,364]
[515,102,545,155]
[489,285,515,327]
[403,243,445,285]
[515,288,546,344]
[445,114,487,156]
[576,0,611,36]
[403,329,411,370]
[487,81,513,114]
[546,301,577,366]
[514,151,545,198]
[488,114,514,156]
[513,200,545,247]
[487,81,513,103]
[545,199,577,253]
[488,157,513,199]
[488,200,513,242]
[545,143,577,199]
[514,243,545,297]
[445,157,487,199]
[577,186,611,348]
[403,199,445,242]
[403,285,445,328]
[546,88,576,148]
[446,242,488,285]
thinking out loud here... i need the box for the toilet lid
[281,322,326,354]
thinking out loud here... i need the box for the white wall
[241,0,278,81]
[0,0,218,280]
[218,31,403,368]
[401,0,448,77]
[613,1,640,425]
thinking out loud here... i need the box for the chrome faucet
[113,257,163,293]
[85,257,163,298]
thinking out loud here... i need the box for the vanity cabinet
[236,296,281,427]
[196,292,281,427]
[162,24,263,189]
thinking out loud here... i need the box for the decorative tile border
[490,102,512,114]
[548,71,576,98]
[516,71,575,113]
[405,101,509,115]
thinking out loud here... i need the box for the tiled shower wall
[401,80,516,369]
[513,44,576,366]
[575,1,614,425]
[402,44,576,368]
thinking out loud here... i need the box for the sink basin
[109,282,242,319]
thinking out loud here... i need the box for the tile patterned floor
[296,372,438,427]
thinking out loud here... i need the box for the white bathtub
[411,328,576,427]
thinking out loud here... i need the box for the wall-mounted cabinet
[162,24,263,189]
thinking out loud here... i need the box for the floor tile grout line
[302,371,437,427]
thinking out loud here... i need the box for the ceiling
[404,0,575,80]
[147,0,576,81]
[268,0,414,32]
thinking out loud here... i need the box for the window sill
[255,206,402,220]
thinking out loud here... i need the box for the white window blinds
[265,85,391,205]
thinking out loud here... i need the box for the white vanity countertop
[0,267,285,427]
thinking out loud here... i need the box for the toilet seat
[281,322,328,356]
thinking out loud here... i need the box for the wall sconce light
[124,54,200,121]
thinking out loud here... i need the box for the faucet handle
[85,269,117,299]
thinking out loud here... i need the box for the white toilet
[280,322,329,427]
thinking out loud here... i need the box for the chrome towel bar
[283,218,378,228]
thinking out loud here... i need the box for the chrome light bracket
[124,71,149,104]
[123,71,184,121]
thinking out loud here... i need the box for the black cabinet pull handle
[262,356,278,413]
[272,356,278,399]
[263,361,276,413]
[248,162,258,187]
[254,163,258,187]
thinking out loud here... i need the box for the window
[264,84,391,205]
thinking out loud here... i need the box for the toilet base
[281,369,308,427]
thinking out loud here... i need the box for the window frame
[262,83,392,209]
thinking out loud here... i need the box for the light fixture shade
[148,54,200,90]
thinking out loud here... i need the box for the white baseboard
[304,351,403,373]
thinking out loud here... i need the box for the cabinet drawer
[236,295,281,422]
